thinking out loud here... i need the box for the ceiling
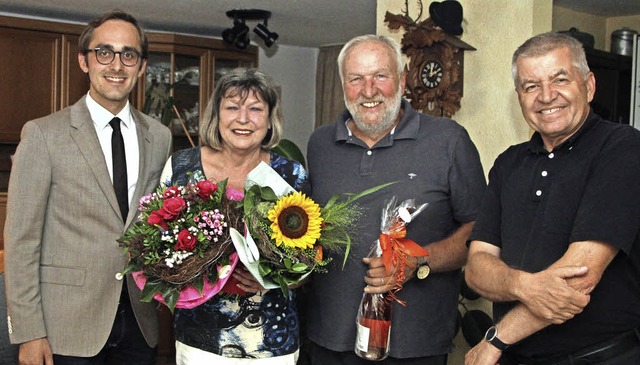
[0,0,376,48]
[0,1,639,48]
[554,0,640,17]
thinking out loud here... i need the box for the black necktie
[110,117,129,222]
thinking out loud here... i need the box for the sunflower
[267,192,323,249]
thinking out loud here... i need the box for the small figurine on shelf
[183,102,199,134]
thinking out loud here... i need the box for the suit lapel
[129,109,152,226]
[69,96,123,221]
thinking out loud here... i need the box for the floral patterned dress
[166,146,309,359]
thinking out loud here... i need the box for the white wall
[552,6,607,50]
[259,45,318,157]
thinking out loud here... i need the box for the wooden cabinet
[585,47,632,124]
[0,16,88,192]
[0,17,88,141]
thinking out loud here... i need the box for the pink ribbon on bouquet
[132,252,239,309]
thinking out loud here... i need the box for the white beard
[346,86,403,138]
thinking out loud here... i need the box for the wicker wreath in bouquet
[118,175,243,312]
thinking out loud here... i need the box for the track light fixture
[222,9,278,49]
[222,18,249,49]
[254,22,279,47]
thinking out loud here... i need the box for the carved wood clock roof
[385,10,475,117]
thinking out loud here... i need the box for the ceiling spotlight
[222,18,249,49]
[254,22,279,47]
[222,9,278,49]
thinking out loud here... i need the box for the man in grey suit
[4,10,171,365]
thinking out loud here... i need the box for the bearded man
[303,34,486,365]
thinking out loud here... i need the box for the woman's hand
[232,264,266,294]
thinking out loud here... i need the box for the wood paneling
[0,27,60,142]
[61,34,90,109]
[0,17,89,192]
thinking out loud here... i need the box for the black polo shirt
[470,111,640,359]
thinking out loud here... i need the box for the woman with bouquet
[162,68,309,364]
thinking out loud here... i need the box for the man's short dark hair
[78,9,149,60]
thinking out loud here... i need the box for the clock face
[420,60,443,89]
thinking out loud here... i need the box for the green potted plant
[271,139,306,168]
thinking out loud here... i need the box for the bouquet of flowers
[118,174,243,312]
[231,162,391,294]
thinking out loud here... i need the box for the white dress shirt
[85,92,140,207]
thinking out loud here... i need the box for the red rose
[197,180,218,200]
[147,210,168,230]
[175,229,197,251]
[159,197,186,219]
[163,186,180,198]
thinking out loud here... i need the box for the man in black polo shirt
[465,32,640,365]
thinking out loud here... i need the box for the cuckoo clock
[386,13,475,117]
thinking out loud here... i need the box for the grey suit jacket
[4,96,172,356]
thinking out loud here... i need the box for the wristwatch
[416,256,430,280]
[484,326,510,350]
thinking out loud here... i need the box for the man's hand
[362,256,418,294]
[467,241,593,324]
[465,340,502,365]
[518,265,590,324]
[19,338,53,365]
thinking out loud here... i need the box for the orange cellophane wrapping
[379,221,428,306]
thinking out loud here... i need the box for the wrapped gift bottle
[355,291,392,361]
[354,197,429,361]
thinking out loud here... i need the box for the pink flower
[147,210,168,230]
[175,229,197,251]
[197,180,218,200]
[163,186,180,198]
[159,197,186,220]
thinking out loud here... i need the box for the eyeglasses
[89,47,141,67]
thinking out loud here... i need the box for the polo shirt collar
[334,99,420,145]
[527,109,600,154]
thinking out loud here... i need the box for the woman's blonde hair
[199,68,283,150]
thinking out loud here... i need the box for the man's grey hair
[337,34,404,82]
[511,32,590,87]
